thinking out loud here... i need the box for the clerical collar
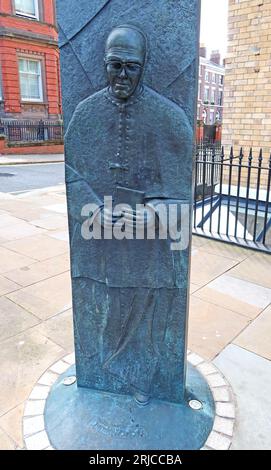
[105,85,144,107]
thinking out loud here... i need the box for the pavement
[0,154,64,166]
[0,185,270,450]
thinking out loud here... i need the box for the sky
[200,0,229,60]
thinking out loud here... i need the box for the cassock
[65,85,193,403]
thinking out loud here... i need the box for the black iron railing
[193,147,271,252]
[196,141,222,190]
[0,120,64,143]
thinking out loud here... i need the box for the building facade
[0,0,61,121]
[223,0,271,158]
[198,47,225,126]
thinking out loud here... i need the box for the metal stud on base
[189,399,203,411]
[63,376,77,386]
[134,392,151,407]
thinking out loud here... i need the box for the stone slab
[234,305,271,361]
[0,404,24,448]
[191,251,239,287]
[188,296,250,360]
[0,296,39,342]
[201,240,253,262]
[0,428,16,450]
[0,275,21,296]
[229,252,271,289]
[31,309,74,352]
[0,331,64,416]
[0,247,35,275]
[214,344,271,450]
[0,222,45,242]
[3,234,68,262]
[6,272,72,320]
[194,274,271,319]
[3,253,70,287]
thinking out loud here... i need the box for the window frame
[14,0,40,21]
[204,86,209,102]
[18,57,44,103]
[210,88,216,105]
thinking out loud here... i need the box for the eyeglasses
[106,60,143,74]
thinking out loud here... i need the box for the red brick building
[0,0,62,121]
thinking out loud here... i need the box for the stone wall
[222,0,271,188]
[0,135,63,155]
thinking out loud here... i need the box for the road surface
[0,163,65,193]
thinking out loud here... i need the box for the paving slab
[0,222,45,242]
[214,344,271,450]
[190,251,239,287]
[234,304,271,361]
[194,274,271,319]
[0,214,25,229]
[7,272,72,320]
[229,252,271,289]
[47,230,69,242]
[0,200,50,223]
[29,215,68,231]
[43,203,67,214]
[189,283,201,294]
[0,404,24,448]
[31,309,74,352]
[0,428,16,450]
[0,330,64,416]
[188,296,250,360]
[0,297,40,342]
[3,234,68,262]
[191,236,211,248]
[3,253,70,287]
[0,275,21,296]
[0,247,35,275]
[200,239,253,262]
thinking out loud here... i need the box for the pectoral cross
[109,162,129,172]
[109,162,129,185]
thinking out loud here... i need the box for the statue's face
[105,27,146,100]
[106,55,143,99]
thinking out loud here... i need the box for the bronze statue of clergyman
[65,25,193,405]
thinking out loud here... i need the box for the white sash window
[15,0,39,20]
[19,58,43,102]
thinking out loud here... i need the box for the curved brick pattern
[23,352,236,451]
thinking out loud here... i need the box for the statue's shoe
[134,392,150,406]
